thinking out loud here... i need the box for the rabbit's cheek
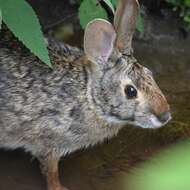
[135,90,147,108]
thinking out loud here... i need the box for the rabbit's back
[0,39,93,155]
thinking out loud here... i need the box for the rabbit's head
[84,0,171,128]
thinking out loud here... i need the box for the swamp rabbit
[0,0,171,189]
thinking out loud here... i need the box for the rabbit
[0,0,171,190]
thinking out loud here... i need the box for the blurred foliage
[78,0,144,33]
[0,9,2,30]
[79,0,108,29]
[78,0,189,31]
[0,0,51,67]
[127,141,190,190]
[167,0,190,29]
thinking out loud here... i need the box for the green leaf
[110,0,118,7]
[103,0,115,14]
[0,9,2,30]
[127,141,190,190]
[0,0,52,67]
[136,14,144,33]
[184,0,190,7]
[79,0,108,29]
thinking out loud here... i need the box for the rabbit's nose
[157,111,172,124]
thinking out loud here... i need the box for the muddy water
[0,39,189,190]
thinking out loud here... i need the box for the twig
[44,12,77,31]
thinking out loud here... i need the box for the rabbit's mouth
[104,111,171,129]
[102,113,133,126]
[134,113,172,129]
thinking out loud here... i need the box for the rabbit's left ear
[84,19,116,64]
[114,0,139,55]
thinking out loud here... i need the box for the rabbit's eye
[125,85,137,99]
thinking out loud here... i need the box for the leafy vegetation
[79,0,108,29]
[127,141,190,190]
[167,0,190,29]
[0,9,2,30]
[0,0,51,67]
[0,0,144,68]
[0,0,189,68]
[78,0,144,32]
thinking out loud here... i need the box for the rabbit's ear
[84,19,116,64]
[114,0,139,55]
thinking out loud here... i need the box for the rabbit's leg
[39,156,69,190]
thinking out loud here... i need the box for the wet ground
[0,9,190,190]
